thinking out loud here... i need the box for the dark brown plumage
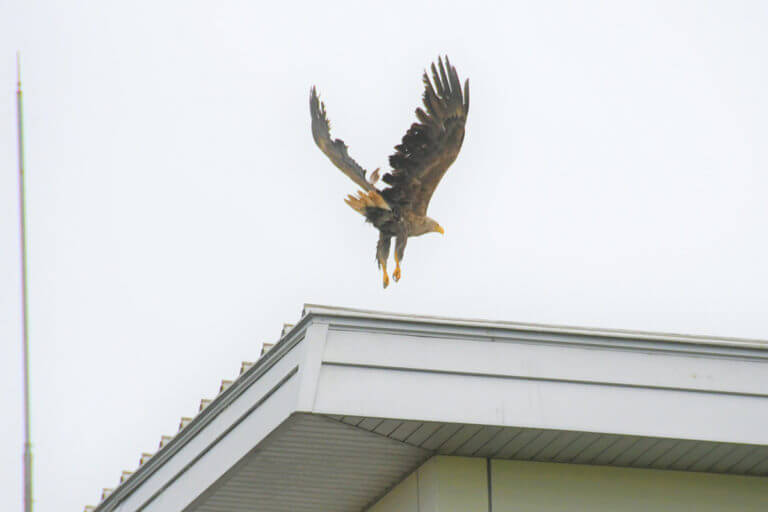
[310,56,469,288]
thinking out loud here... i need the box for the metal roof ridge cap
[302,304,768,349]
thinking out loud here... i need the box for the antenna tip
[16,51,21,87]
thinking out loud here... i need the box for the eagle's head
[412,216,444,237]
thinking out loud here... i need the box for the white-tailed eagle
[310,56,469,288]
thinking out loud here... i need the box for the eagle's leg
[393,235,407,282]
[381,261,390,288]
[376,233,392,289]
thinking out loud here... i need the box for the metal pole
[17,51,33,512]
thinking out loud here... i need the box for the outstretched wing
[382,56,469,216]
[310,86,376,193]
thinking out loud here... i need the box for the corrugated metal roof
[87,353,280,512]
[218,379,233,393]
[239,361,254,375]
[178,416,193,431]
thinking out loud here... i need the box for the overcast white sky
[1,0,767,510]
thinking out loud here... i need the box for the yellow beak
[435,225,445,235]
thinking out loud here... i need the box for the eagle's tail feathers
[344,189,390,215]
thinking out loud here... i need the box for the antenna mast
[17,51,33,512]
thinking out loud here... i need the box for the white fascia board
[295,322,330,412]
[302,306,768,446]
[314,364,768,445]
[128,370,300,512]
[303,304,768,351]
[321,329,768,398]
[99,318,317,512]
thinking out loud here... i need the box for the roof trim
[93,304,768,511]
[303,304,768,351]
[95,310,314,512]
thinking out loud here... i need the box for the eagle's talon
[382,273,390,289]
[393,266,401,282]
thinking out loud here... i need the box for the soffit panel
[327,415,768,477]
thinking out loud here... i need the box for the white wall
[368,456,768,512]
[369,456,487,512]
[492,459,767,512]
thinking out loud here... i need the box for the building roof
[86,304,768,511]
[304,304,768,349]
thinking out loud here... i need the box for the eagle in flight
[310,56,469,288]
